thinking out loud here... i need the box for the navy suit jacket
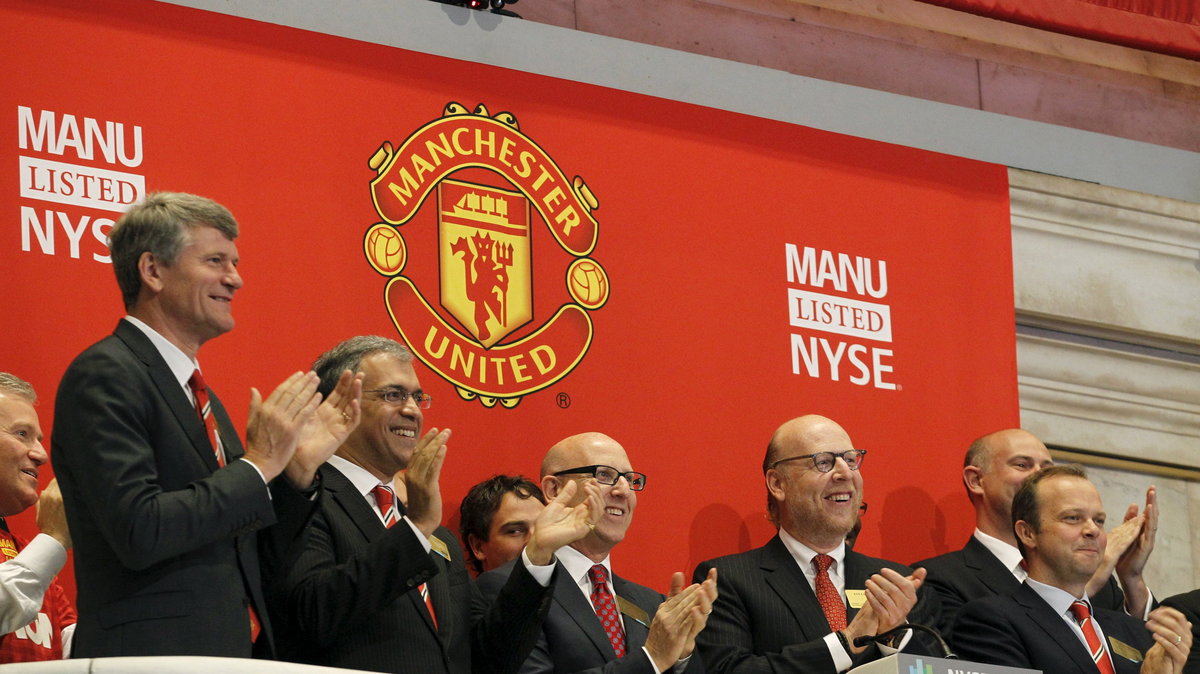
[269,463,550,673]
[914,535,1126,634]
[477,556,703,674]
[692,535,942,674]
[954,582,1152,673]
[51,319,313,657]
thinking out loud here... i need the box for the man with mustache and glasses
[477,431,718,673]
[694,414,940,673]
[953,465,1189,674]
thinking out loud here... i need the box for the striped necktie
[1069,600,1115,674]
[373,484,438,629]
[187,369,225,467]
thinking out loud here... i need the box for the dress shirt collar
[556,543,614,592]
[1026,577,1091,618]
[123,315,198,391]
[779,527,846,583]
[327,454,396,501]
[973,527,1027,580]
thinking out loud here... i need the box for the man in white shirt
[914,428,1156,633]
[953,464,1189,673]
[694,414,939,673]
[0,372,74,661]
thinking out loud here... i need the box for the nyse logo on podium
[364,103,608,408]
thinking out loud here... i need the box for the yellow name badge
[1109,636,1143,663]
[846,589,867,609]
[428,535,451,562]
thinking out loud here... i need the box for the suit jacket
[692,535,941,674]
[953,582,1152,673]
[914,535,1126,634]
[269,463,550,673]
[476,556,703,674]
[50,319,314,657]
[1161,589,1200,674]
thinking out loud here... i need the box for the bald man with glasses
[693,415,941,674]
[476,431,718,674]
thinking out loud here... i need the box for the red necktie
[814,554,847,631]
[1070,600,1116,674]
[187,370,225,467]
[373,485,437,629]
[588,564,627,658]
[186,371,258,641]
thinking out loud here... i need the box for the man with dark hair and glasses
[694,414,940,673]
[477,431,717,673]
[267,336,605,674]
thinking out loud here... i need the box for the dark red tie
[373,485,437,629]
[187,369,225,467]
[814,554,847,631]
[588,564,626,657]
[1070,600,1115,674]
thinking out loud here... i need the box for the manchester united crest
[363,103,608,408]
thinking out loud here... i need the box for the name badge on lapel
[617,596,651,628]
[1109,636,1143,663]
[845,589,867,609]
[429,535,451,561]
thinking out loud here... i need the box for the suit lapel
[761,536,833,637]
[553,561,618,660]
[1014,583,1098,673]
[964,536,1023,596]
[612,574,652,650]
[115,320,221,472]
[425,532,453,644]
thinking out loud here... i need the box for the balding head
[763,415,854,524]
[541,432,636,562]
[962,428,1054,543]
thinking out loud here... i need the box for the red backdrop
[2,0,1018,601]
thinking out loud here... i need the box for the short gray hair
[0,373,36,403]
[109,192,239,309]
[313,336,413,397]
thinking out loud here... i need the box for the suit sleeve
[951,599,1034,669]
[692,561,834,674]
[471,560,554,674]
[273,501,439,649]
[52,349,276,570]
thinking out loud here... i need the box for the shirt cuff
[824,632,853,672]
[521,548,555,587]
[402,516,432,553]
[20,534,68,576]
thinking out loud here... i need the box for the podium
[850,653,1041,674]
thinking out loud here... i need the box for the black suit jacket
[914,535,1126,634]
[269,463,550,673]
[476,556,703,674]
[1161,590,1200,674]
[692,535,941,674]
[954,582,1151,673]
[50,319,313,657]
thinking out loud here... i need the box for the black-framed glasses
[770,450,866,473]
[553,464,647,491]
[363,388,433,409]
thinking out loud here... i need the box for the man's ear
[541,475,560,500]
[765,469,786,506]
[963,464,985,497]
[1014,519,1037,550]
[468,533,487,562]
[138,251,165,294]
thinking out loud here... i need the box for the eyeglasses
[770,449,866,473]
[553,464,647,491]
[363,388,433,409]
